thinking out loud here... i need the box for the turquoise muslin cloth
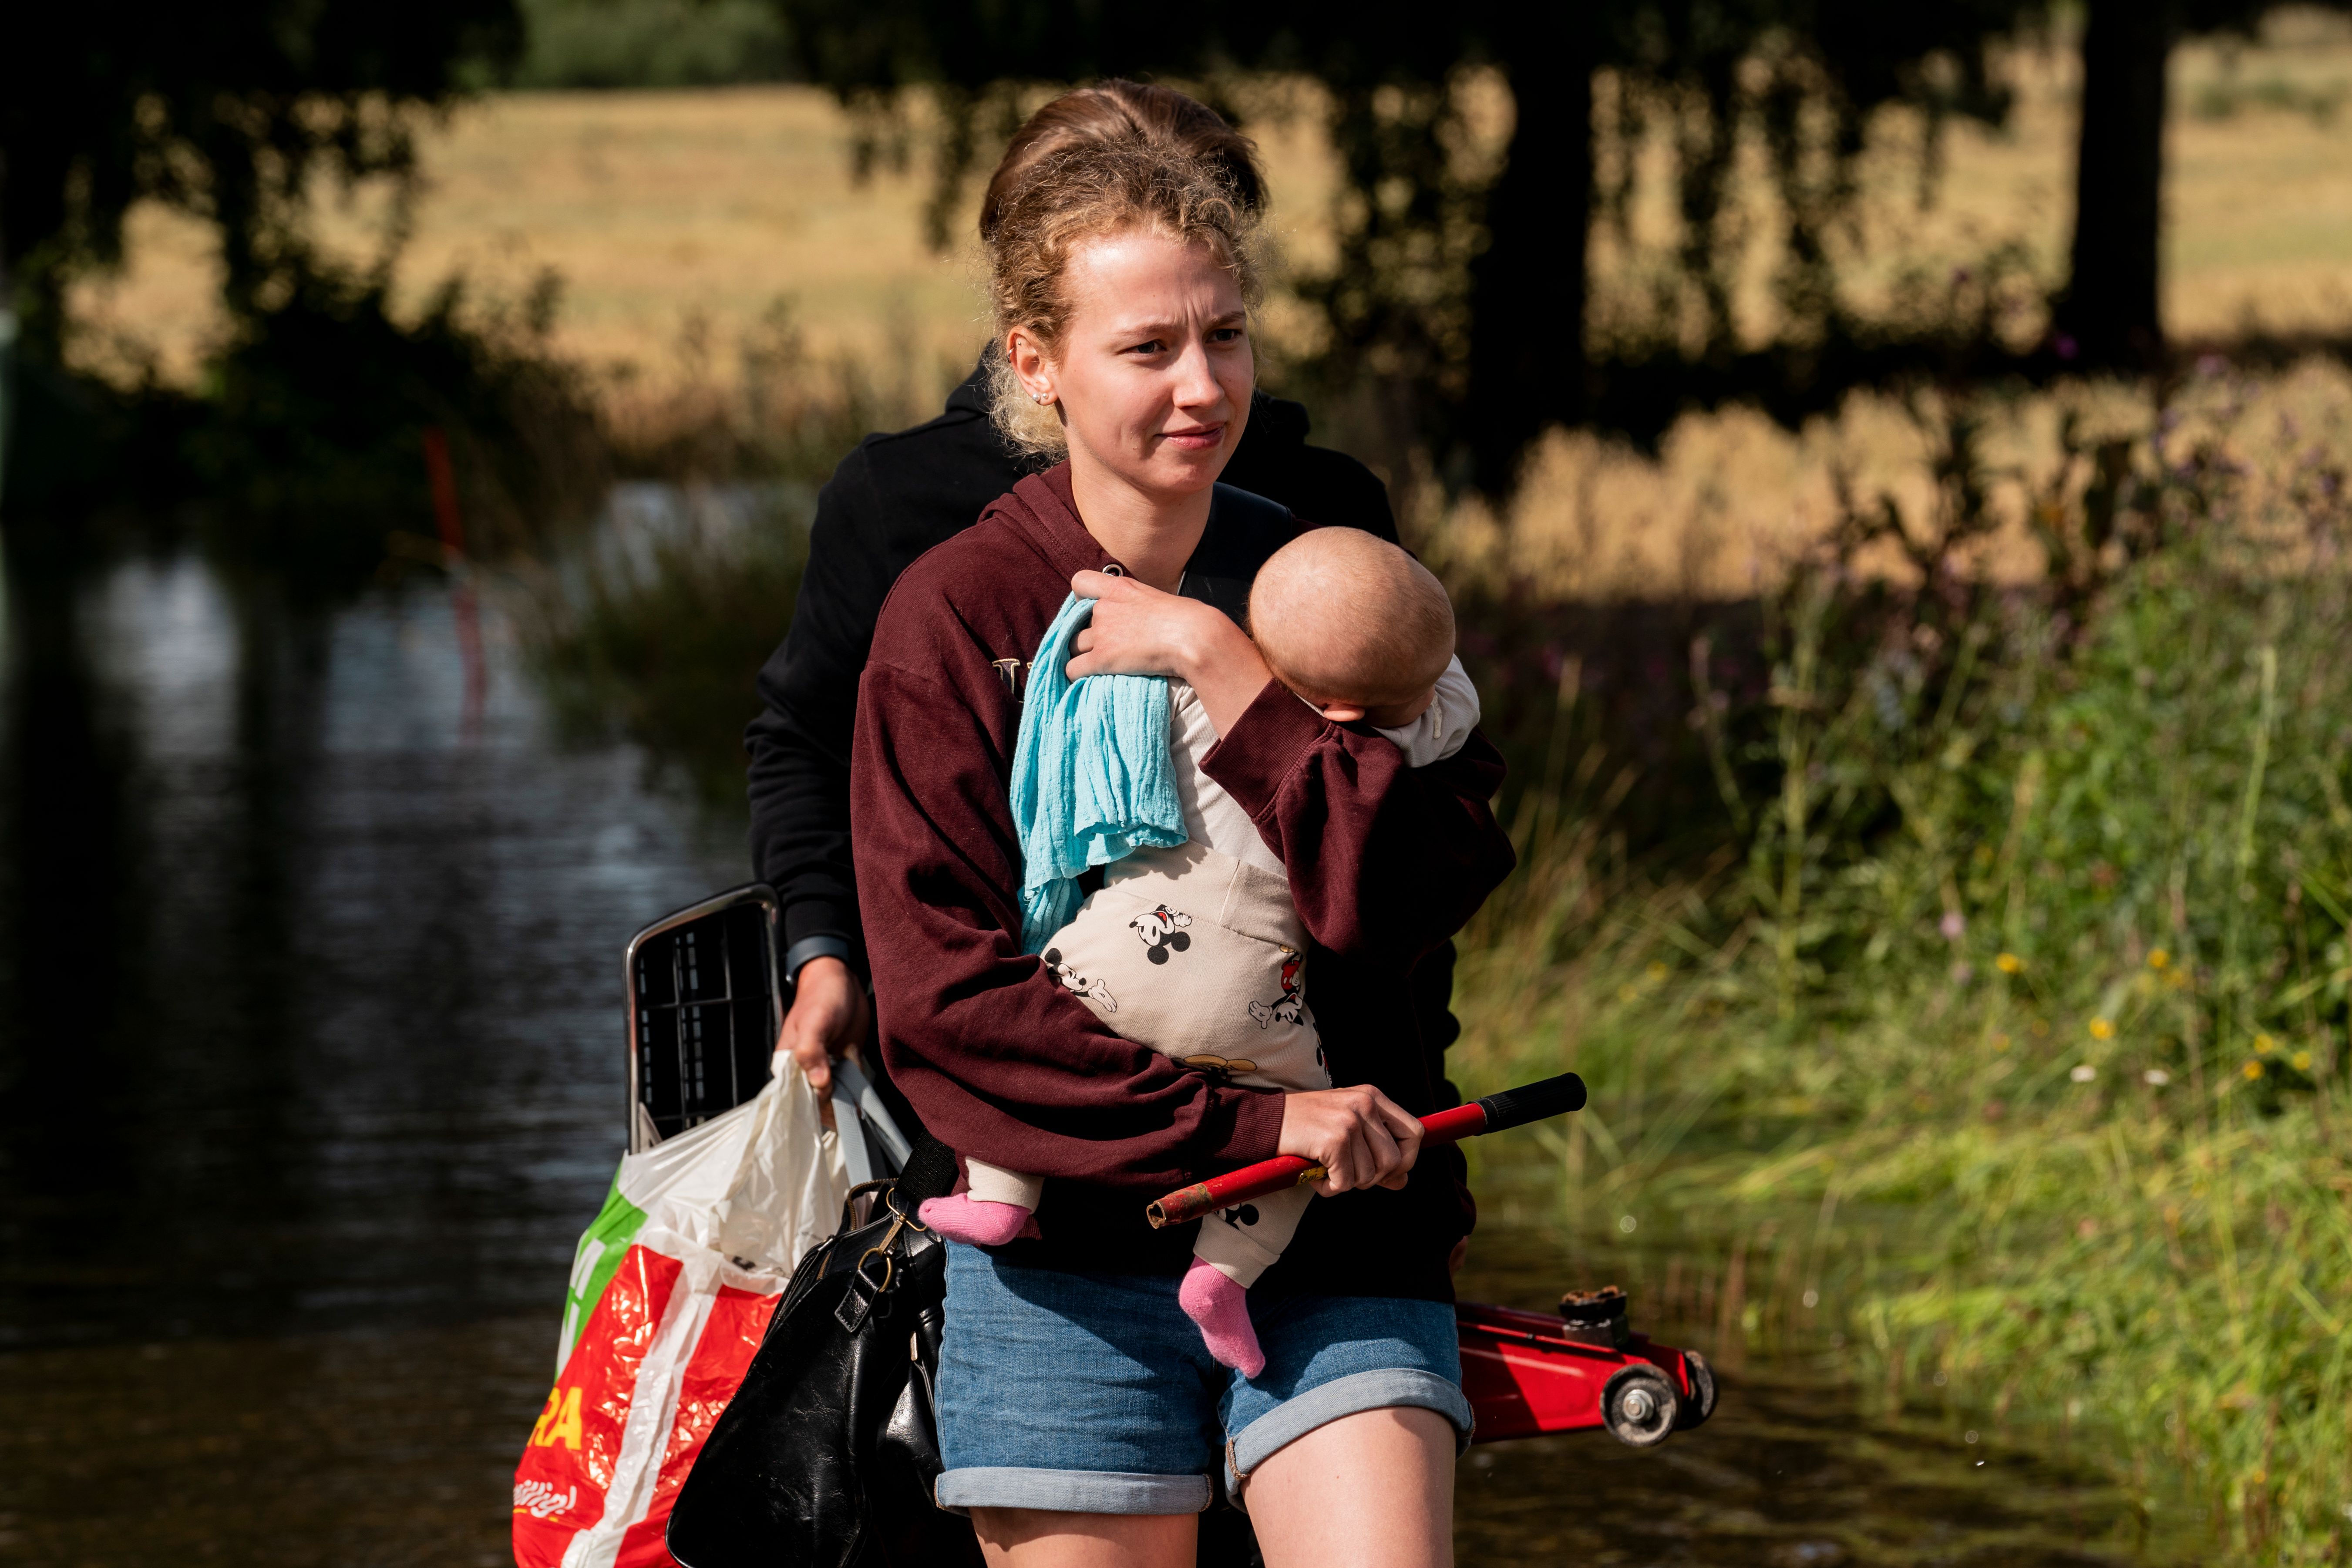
[1009,592,1187,952]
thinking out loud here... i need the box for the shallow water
[1449,1229,2166,1567]
[0,554,2169,1564]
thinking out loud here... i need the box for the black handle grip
[1474,1072,1587,1133]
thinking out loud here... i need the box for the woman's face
[1009,228,1253,501]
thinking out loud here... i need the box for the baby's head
[1248,528,1454,727]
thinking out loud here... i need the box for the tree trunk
[1464,13,1594,495]
[2057,0,2179,370]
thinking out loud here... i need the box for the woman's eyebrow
[1108,310,1248,341]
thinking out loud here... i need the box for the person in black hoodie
[744,81,1457,1128]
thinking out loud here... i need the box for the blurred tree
[2,0,522,354]
[775,0,2041,490]
[2055,0,2352,371]
[513,0,796,87]
[2056,0,2179,370]
[0,0,532,539]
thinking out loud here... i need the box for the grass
[513,480,809,802]
[504,310,935,802]
[1444,360,2352,1561]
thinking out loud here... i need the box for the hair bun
[979,80,1265,245]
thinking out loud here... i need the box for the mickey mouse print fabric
[1037,838,1328,1092]
[969,834,1330,1285]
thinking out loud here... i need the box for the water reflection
[0,553,743,1353]
[0,550,2169,1564]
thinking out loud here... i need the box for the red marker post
[1146,1072,1588,1228]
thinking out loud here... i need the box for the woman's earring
[1032,391,1053,406]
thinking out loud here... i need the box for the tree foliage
[3,0,522,349]
[777,0,2048,485]
[0,0,602,584]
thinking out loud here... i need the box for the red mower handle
[1145,1071,1587,1228]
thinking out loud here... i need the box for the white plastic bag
[513,1051,848,1568]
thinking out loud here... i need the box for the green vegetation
[517,486,808,795]
[510,0,794,87]
[511,309,925,799]
[1449,362,2352,1561]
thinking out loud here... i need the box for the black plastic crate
[626,886,782,1151]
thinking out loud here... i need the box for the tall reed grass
[1449,358,2352,1561]
[508,308,944,801]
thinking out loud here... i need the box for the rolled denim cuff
[783,934,853,985]
[934,1467,1212,1517]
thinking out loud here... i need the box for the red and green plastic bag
[513,1053,847,1567]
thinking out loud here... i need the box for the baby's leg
[1180,1185,1315,1378]
[919,1161,1043,1246]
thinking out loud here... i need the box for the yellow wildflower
[1991,1033,2011,1053]
[2291,1050,2312,1072]
[2255,1033,2276,1054]
[2147,948,2170,970]
[2089,1017,2115,1040]
[1646,962,1668,982]
[2244,1060,2265,1080]
[1995,952,2023,974]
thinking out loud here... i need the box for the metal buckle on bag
[886,1187,931,1235]
[836,1209,908,1333]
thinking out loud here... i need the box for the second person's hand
[777,955,869,1130]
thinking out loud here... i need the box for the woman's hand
[1067,570,1274,736]
[1277,1084,1425,1197]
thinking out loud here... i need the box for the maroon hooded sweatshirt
[850,466,1515,1303]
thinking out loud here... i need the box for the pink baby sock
[1179,1255,1265,1379]
[918,1195,1039,1246]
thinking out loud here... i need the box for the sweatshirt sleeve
[1203,682,1515,963]
[851,654,1288,1189]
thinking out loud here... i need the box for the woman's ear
[1006,326,1056,407]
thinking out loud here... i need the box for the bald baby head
[1248,528,1455,726]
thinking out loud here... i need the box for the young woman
[849,130,1514,1568]
[743,83,1417,1107]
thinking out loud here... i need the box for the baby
[922,528,1478,1376]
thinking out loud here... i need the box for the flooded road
[0,555,2167,1564]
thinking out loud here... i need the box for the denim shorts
[933,1241,1470,1516]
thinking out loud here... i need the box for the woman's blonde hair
[983,86,1266,460]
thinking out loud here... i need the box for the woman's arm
[1279,1083,1424,1196]
[1064,572,1515,963]
[745,456,890,987]
[1065,569,1270,734]
[1208,690,1513,961]
[851,653,1289,1190]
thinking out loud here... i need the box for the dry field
[65,14,2352,595]
[1437,358,2352,600]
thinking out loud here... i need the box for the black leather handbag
[666,1139,984,1568]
